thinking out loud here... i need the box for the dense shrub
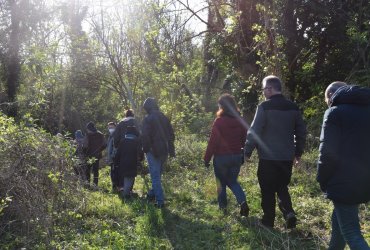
[171,134,207,170]
[0,114,83,247]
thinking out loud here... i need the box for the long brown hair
[216,93,240,118]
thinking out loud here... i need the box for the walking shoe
[286,212,297,229]
[240,201,249,217]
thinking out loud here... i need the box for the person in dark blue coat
[114,126,144,198]
[317,82,370,249]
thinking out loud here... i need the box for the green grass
[4,150,370,249]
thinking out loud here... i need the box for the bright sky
[78,0,208,34]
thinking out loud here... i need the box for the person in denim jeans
[204,94,249,216]
[141,98,175,208]
[317,82,370,249]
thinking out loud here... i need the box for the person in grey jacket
[106,122,118,191]
[244,75,306,229]
[317,82,370,249]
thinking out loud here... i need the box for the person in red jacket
[204,93,249,216]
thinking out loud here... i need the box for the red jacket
[204,115,247,163]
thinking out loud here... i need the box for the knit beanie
[86,121,97,133]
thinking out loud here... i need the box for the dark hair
[217,93,240,117]
[263,75,282,92]
[125,109,134,117]
[107,121,116,126]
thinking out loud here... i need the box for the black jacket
[113,117,140,148]
[114,128,144,177]
[317,85,370,204]
[84,131,106,159]
[141,98,175,159]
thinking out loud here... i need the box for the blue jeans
[213,154,246,208]
[329,202,369,250]
[146,152,166,205]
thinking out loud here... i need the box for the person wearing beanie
[83,121,106,188]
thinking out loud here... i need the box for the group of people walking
[73,75,370,249]
[204,75,369,249]
[74,97,175,208]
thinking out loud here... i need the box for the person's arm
[317,108,341,191]
[204,119,220,164]
[244,105,266,158]
[113,143,121,166]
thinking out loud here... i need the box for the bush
[0,113,83,247]
[171,134,207,170]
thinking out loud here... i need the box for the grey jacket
[244,94,306,161]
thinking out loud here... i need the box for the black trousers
[258,159,295,227]
[86,159,100,185]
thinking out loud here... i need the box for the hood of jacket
[143,97,159,113]
[331,85,370,107]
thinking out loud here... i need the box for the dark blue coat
[317,85,370,204]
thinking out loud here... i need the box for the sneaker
[240,201,249,217]
[286,212,297,229]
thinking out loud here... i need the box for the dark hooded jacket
[317,85,370,204]
[141,98,175,159]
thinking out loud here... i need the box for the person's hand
[204,161,210,169]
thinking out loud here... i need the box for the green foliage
[0,113,83,247]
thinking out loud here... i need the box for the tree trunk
[6,0,21,117]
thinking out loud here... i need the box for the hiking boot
[240,201,249,217]
[286,212,297,229]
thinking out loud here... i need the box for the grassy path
[42,153,369,249]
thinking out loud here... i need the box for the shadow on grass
[236,216,324,249]
[162,207,225,249]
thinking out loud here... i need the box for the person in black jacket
[114,126,143,198]
[83,122,106,188]
[317,82,370,249]
[142,97,175,208]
